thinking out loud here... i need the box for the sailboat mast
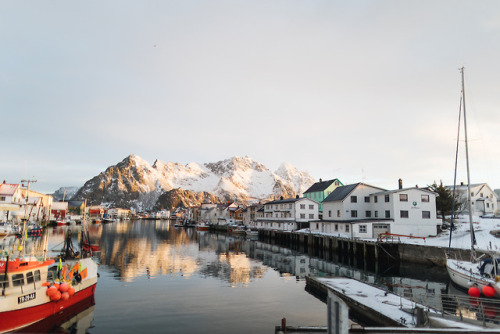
[460,67,475,257]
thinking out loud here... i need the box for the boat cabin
[479,258,500,279]
[0,258,55,296]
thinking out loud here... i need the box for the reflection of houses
[253,197,320,231]
[316,181,440,238]
[446,183,498,216]
[303,178,342,217]
[0,182,53,223]
[254,241,311,278]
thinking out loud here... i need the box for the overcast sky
[2,1,500,194]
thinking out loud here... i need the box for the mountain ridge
[72,154,316,210]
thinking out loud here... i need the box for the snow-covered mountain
[72,155,316,211]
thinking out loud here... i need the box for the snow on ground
[315,277,484,330]
[299,215,500,251]
[394,216,500,251]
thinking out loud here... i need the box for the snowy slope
[73,154,316,209]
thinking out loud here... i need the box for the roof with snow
[0,183,19,196]
[303,179,342,194]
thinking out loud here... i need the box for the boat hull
[446,258,500,298]
[0,282,96,333]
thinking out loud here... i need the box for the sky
[2,1,500,194]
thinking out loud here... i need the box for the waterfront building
[0,182,53,223]
[51,201,69,220]
[242,204,263,227]
[316,182,440,238]
[254,197,320,231]
[303,178,343,214]
[445,182,498,216]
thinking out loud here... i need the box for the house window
[385,210,390,218]
[400,210,409,218]
[471,192,474,196]
[0,196,5,201]
[345,224,350,232]
[481,193,484,197]
[300,204,305,209]
[422,211,431,219]
[364,196,370,203]
[337,210,340,218]
[351,196,357,203]
[421,195,429,202]
[399,194,408,202]
[374,196,378,203]
[385,195,390,202]
[309,204,314,209]
[351,210,358,218]
[289,204,292,209]
[335,224,338,231]
[328,210,331,217]
[359,225,367,233]
[309,214,314,219]
[365,211,371,218]
[374,211,378,218]
[300,214,305,219]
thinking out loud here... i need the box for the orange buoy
[68,287,75,296]
[53,283,60,290]
[468,287,481,298]
[59,282,69,293]
[61,291,70,301]
[50,291,61,301]
[483,285,495,298]
[42,282,51,287]
[46,286,58,296]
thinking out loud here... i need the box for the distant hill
[71,155,316,211]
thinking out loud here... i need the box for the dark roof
[265,198,301,205]
[304,179,342,194]
[68,200,84,207]
[322,183,361,202]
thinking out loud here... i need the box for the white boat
[196,222,209,231]
[446,68,500,298]
[0,222,14,237]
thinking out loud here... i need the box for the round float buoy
[53,283,60,290]
[483,285,495,298]
[50,291,61,301]
[61,292,70,301]
[68,287,75,296]
[17,245,23,252]
[468,286,481,298]
[46,286,58,296]
[59,282,69,293]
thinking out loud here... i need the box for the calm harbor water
[7,220,456,333]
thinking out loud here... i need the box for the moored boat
[196,222,210,231]
[445,68,500,298]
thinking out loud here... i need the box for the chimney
[398,178,403,190]
[296,195,299,199]
[280,196,284,200]
[461,182,464,186]
[319,178,322,182]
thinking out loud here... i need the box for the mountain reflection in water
[32,220,458,333]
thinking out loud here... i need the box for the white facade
[254,197,320,231]
[319,183,440,238]
[372,188,440,237]
[447,183,498,216]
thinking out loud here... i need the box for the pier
[276,277,500,334]
[258,229,470,267]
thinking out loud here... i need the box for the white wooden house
[446,183,498,216]
[316,183,440,238]
[254,197,320,231]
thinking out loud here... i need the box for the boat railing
[426,293,500,327]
